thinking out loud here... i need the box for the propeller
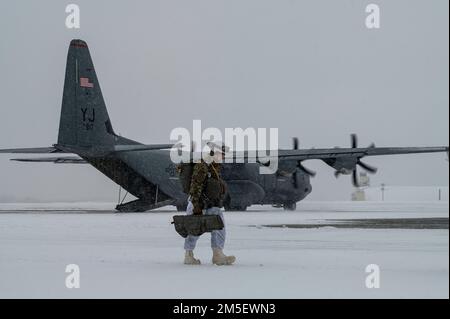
[292,137,316,188]
[350,134,378,187]
[293,137,299,150]
[298,162,316,177]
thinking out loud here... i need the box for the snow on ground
[0,202,448,299]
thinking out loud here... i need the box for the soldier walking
[183,145,236,266]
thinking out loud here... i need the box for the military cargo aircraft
[0,40,448,212]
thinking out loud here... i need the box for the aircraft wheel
[283,203,297,211]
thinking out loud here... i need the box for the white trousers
[184,200,226,250]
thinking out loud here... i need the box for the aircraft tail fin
[57,39,118,148]
[0,40,175,159]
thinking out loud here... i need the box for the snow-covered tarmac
[0,202,448,299]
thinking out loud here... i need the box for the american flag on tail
[80,77,94,88]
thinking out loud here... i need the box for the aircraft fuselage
[84,150,312,211]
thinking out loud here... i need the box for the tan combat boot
[184,250,201,265]
[212,248,236,266]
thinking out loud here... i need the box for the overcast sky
[0,0,448,202]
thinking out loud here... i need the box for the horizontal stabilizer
[113,144,174,153]
[53,143,175,156]
[0,147,65,154]
[11,156,86,164]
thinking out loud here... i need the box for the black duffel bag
[172,215,224,238]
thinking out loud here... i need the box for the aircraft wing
[223,143,448,186]
[222,141,446,175]
[274,146,449,161]
[225,146,448,162]
[10,156,87,164]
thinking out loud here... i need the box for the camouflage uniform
[185,161,228,251]
[189,161,226,214]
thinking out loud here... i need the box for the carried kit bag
[172,215,224,238]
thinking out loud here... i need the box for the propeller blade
[352,169,359,187]
[351,134,358,149]
[293,171,299,188]
[293,137,299,150]
[357,160,378,174]
[298,162,316,177]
